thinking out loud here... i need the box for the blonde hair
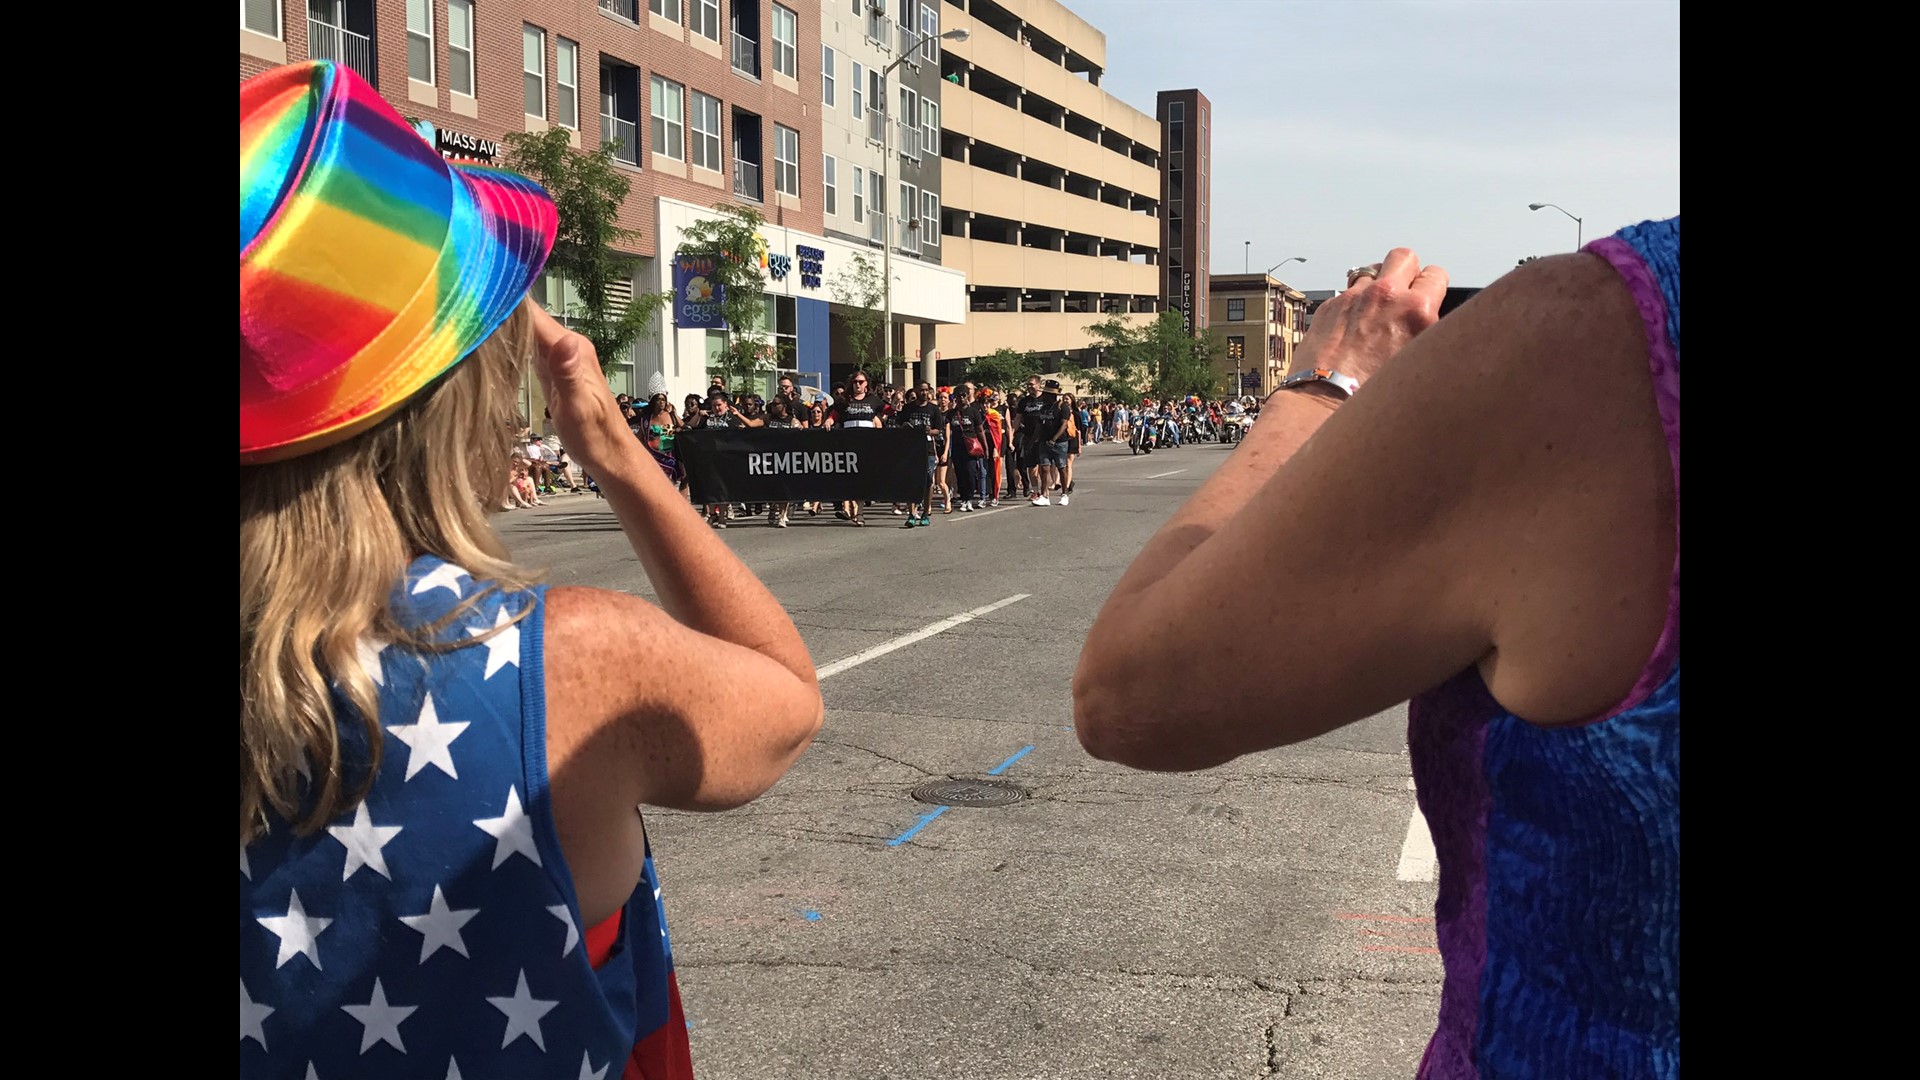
[240,299,540,844]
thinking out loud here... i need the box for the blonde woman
[241,62,820,1078]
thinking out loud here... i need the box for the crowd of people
[516,371,1264,528]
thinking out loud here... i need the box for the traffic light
[1227,339,1243,360]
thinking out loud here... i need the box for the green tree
[1068,311,1223,403]
[500,127,667,372]
[831,253,886,380]
[675,204,787,393]
[962,348,1044,394]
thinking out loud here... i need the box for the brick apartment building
[240,0,963,409]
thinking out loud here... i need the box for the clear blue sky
[1067,0,1680,291]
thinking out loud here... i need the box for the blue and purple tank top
[1409,216,1680,1080]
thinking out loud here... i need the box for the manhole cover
[910,778,1029,808]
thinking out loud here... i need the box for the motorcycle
[1130,416,1159,454]
[1222,414,1252,444]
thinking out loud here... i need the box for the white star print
[306,1064,320,1080]
[400,885,480,962]
[466,606,522,680]
[445,1057,463,1080]
[487,969,559,1051]
[356,637,388,687]
[411,561,470,599]
[257,889,332,969]
[341,977,417,1054]
[474,786,542,869]
[240,978,273,1049]
[327,801,404,881]
[547,904,579,957]
[576,1051,610,1080]
[388,693,469,781]
[241,843,251,880]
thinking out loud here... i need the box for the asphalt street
[498,439,1443,1080]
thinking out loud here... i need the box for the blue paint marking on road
[988,744,1036,775]
[886,805,950,846]
[801,909,822,921]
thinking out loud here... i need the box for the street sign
[1240,372,1261,390]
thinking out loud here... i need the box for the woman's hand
[529,304,644,481]
[1287,248,1448,389]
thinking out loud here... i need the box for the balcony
[733,159,762,202]
[731,33,759,77]
[867,12,889,45]
[601,114,638,165]
[898,22,918,64]
[308,19,373,83]
[868,108,885,143]
[898,119,922,161]
[869,207,885,244]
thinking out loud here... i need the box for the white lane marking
[1144,469,1187,479]
[945,504,1019,523]
[1396,783,1438,882]
[815,594,1031,680]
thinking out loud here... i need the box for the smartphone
[1439,287,1483,319]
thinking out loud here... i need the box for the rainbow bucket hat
[240,60,558,462]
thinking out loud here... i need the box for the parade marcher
[762,398,798,528]
[934,387,956,513]
[696,390,744,528]
[1057,393,1082,505]
[947,383,988,512]
[241,60,821,1080]
[1075,227,1683,1079]
[1016,377,1066,507]
[830,372,883,526]
[979,388,1006,507]
[896,383,944,528]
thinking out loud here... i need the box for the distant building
[1158,88,1211,337]
[1209,273,1310,397]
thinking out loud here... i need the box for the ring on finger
[1346,264,1382,288]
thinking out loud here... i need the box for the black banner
[679,428,930,503]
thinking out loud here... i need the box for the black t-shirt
[1018,392,1059,443]
[899,401,944,440]
[834,395,882,427]
[764,418,796,429]
[948,403,986,455]
[701,412,743,429]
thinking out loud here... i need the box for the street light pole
[1264,256,1304,278]
[1528,202,1583,250]
[1244,241,1249,274]
[881,24,970,390]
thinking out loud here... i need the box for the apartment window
[922,99,939,153]
[775,124,800,196]
[449,0,475,96]
[822,45,836,106]
[899,87,920,159]
[651,75,685,160]
[852,166,864,223]
[650,0,680,20]
[1168,101,1185,123]
[1228,298,1245,322]
[690,90,723,171]
[407,0,433,83]
[920,3,939,61]
[852,61,864,118]
[556,39,578,128]
[691,0,720,41]
[523,25,546,118]
[772,5,798,78]
[602,61,641,164]
[242,0,279,37]
[922,191,940,248]
[599,0,638,19]
[824,155,837,215]
[899,181,918,249]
